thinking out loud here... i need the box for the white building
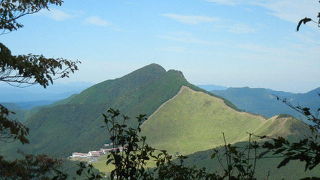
[71,152,88,158]
[88,151,103,157]
[104,143,114,147]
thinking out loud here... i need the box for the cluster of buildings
[70,143,124,159]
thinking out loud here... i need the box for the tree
[296,1,320,31]
[258,95,320,178]
[0,0,80,145]
[0,153,67,179]
[0,0,63,34]
[257,2,320,178]
[0,41,80,145]
[0,0,80,142]
[88,108,262,180]
[0,0,80,179]
[0,42,80,88]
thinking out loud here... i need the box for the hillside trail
[141,86,187,127]
[141,85,266,127]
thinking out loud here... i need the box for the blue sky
[1,0,319,92]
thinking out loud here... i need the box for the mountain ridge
[211,87,320,119]
[2,63,237,158]
[141,86,309,155]
[2,63,312,179]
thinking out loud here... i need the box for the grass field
[92,86,312,178]
[141,86,266,155]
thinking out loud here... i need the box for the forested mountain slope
[2,64,224,157]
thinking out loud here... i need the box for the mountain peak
[306,87,320,95]
[119,63,166,79]
[141,63,166,72]
[167,69,184,77]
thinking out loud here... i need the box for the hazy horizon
[0,62,319,98]
[1,0,319,93]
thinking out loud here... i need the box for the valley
[2,64,319,179]
[1,0,319,178]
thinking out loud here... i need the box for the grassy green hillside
[252,115,311,141]
[93,86,311,177]
[2,64,229,158]
[211,87,320,120]
[183,143,320,180]
[182,116,316,179]
[138,86,313,179]
[3,64,313,178]
[141,86,262,155]
[141,86,310,155]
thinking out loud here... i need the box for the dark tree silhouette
[296,1,320,31]
[0,0,79,179]
[258,3,320,177]
[0,104,29,144]
[0,153,67,179]
[297,18,313,31]
[258,95,320,178]
[95,108,262,180]
[0,0,80,145]
[0,0,63,34]
[0,43,80,88]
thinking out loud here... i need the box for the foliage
[75,162,103,180]
[256,94,320,178]
[0,0,63,34]
[103,108,155,179]
[100,108,264,180]
[0,0,79,146]
[274,95,320,130]
[0,152,67,180]
[261,135,320,171]
[2,64,235,158]
[296,1,320,31]
[0,0,80,179]
[0,42,80,88]
[0,104,28,144]
[210,133,259,180]
[90,85,311,178]
[141,86,292,155]
[256,3,320,178]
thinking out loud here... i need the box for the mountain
[183,141,320,179]
[141,86,310,155]
[3,64,314,178]
[91,84,312,178]
[197,84,228,91]
[211,87,320,120]
[181,116,317,179]
[2,64,232,157]
[1,103,27,122]
[139,86,313,179]
[2,101,57,110]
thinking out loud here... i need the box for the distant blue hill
[211,87,320,121]
[0,82,93,104]
[10,100,56,109]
